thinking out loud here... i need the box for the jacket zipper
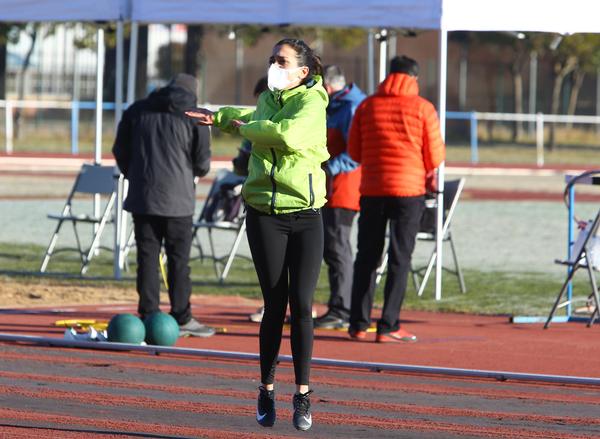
[308,173,314,207]
[270,148,277,214]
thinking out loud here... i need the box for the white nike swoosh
[256,409,267,421]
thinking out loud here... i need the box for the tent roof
[443,0,600,34]
[0,0,598,34]
[0,0,128,22]
[130,0,600,34]
[130,0,442,29]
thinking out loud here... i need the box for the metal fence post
[535,112,544,167]
[566,183,574,316]
[5,101,13,154]
[469,111,478,164]
[71,100,79,155]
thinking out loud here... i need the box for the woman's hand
[185,108,214,125]
[231,119,247,128]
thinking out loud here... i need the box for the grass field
[1,241,591,319]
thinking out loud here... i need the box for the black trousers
[322,207,357,320]
[246,206,323,386]
[349,196,424,334]
[133,214,193,325]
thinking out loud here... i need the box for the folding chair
[545,209,600,328]
[192,169,247,283]
[375,178,467,297]
[40,164,121,275]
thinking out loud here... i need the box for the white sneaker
[179,318,216,337]
[249,306,264,323]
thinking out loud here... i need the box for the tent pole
[435,28,448,301]
[119,21,139,279]
[378,29,387,83]
[94,26,105,165]
[115,20,124,126]
[113,21,125,279]
[367,29,375,94]
[127,21,139,105]
[528,51,537,136]
[93,25,106,251]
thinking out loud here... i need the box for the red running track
[0,298,599,438]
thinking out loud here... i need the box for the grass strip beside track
[0,241,595,317]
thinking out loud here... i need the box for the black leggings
[246,206,323,386]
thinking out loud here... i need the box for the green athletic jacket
[213,76,330,214]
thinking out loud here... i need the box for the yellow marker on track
[54,319,108,331]
[159,253,169,289]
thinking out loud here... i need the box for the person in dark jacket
[112,73,214,338]
[314,65,365,330]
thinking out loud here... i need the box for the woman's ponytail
[309,52,323,77]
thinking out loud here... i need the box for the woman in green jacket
[186,38,328,431]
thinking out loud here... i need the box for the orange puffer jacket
[348,73,445,197]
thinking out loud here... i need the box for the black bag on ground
[202,182,244,223]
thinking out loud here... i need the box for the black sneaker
[292,390,313,431]
[256,386,276,427]
[314,312,349,330]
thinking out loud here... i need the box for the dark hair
[253,76,269,97]
[274,38,323,80]
[390,55,419,77]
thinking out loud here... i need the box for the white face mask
[267,63,303,91]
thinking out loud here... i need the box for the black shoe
[256,386,276,427]
[292,390,313,431]
[314,312,349,329]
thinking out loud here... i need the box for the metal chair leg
[410,261,421,292]
[40,221,63,272]
[584,264,600,327]
[417,249,437,297]
[219,220,246,283]
[375,252,388,285]
[545,270,577,329]
[207,227,221,278]
[449,234,467,293]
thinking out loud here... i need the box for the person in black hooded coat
[112,73,214,338]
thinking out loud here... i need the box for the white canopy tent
[0,0,130,277]
[1,0,599,287]
[128,0,600,297]
[130,0,600,32]
[0,0,129,163]
[0,0,127,22]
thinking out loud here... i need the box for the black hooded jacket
[112,85,211,217]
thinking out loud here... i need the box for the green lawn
[1,241,589,319]
[446,143,600,166]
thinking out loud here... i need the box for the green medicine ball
[107,313,146,344]
[144,312,180,346]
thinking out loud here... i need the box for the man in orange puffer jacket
[347,55,445,343]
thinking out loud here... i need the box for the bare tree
[0,24,23,100]
[184,25,203,78]
[14,24,46,139]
